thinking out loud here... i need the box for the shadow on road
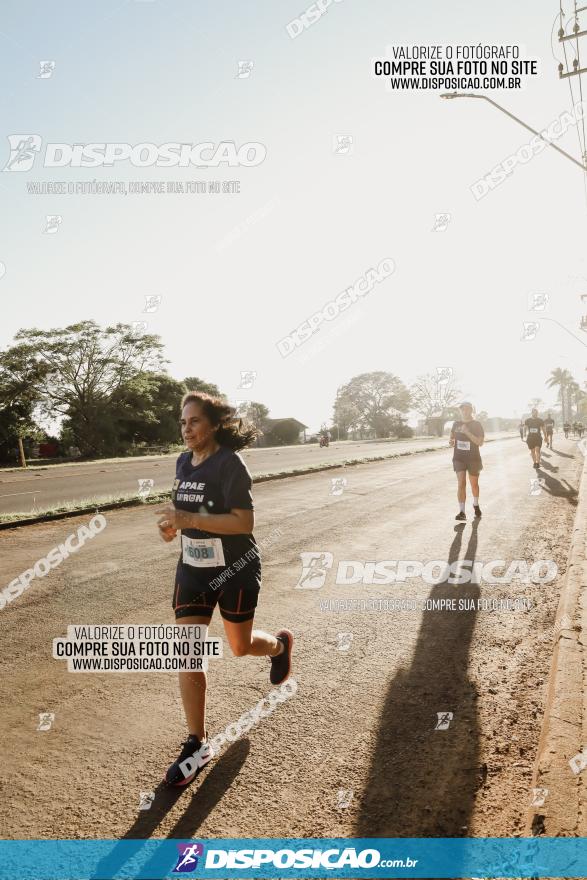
[537,466,578,504]
[90,739,249,879]
[538,453,559,474]
[355,521,481,837]
[550,447,576,459]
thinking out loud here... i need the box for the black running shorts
[453,460,482,476]
[172,579,260,623]
[527,436,542,448]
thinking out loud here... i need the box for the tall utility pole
[559,4,587,346]
[558,1,587,169]
[558,5,587,79]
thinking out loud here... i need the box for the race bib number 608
[182,536,225,568]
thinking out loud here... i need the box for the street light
[440,92,586,171]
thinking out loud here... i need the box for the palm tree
[546,368,573,422]
[568,379,585,419]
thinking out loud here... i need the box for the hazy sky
[1,0,586,432]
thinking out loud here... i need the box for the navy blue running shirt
[451,420,484,465]
[172,446,260,590]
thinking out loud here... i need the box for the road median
[0,434,516,530]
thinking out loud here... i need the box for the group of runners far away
[154,393,577,786]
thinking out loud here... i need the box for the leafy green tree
[264,421,300,446]
[183,377,222,397]
[334,371,410,438]
[109,373,187,448]
[0,345,47,461]
[11,321,166,455]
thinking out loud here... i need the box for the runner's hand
[155,503,184,531]
[159,523,177,542]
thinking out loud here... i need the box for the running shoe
[164,733,211,786]
[455,511,466,522]
[474,505,482,518]
[270,629,293,685]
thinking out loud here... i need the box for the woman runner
[155,391,293,786]
[449,401,485,521]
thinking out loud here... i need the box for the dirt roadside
[525,450,587,836]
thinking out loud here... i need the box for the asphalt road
[0,434,580,845]
[0,434,512,516]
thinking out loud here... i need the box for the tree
[0,346,48,462]
[410,372,462,436]
[183,377,222,397]
[264,421,300,446]
[546,368,573,422]
[235,401,269,431]
[410,373,461,418]
[333,372,410,438]
[109,373,187,448]
[567,379,584,419]
[528,397,544,412]
[332,392,360,440]
[11,321,166,455]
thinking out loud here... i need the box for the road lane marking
[0,491,38,498]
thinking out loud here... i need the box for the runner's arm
[155,504,254,534]
[460,425,484,447]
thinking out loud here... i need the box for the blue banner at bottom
[0,837,586,879]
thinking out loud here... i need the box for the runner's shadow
[355,521,481,837]
[552,449,576,459]
[538,458,558,473]
[537,470,578,504]
[90,740,250,879]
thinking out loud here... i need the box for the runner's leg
[177,614,210,738]
[222,617,282,657]
[456,469,466,507]
[469,473,479,503]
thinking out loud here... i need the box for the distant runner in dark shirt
[543,413,555,450]
[524,409,546,469]
[449,401,485,522]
